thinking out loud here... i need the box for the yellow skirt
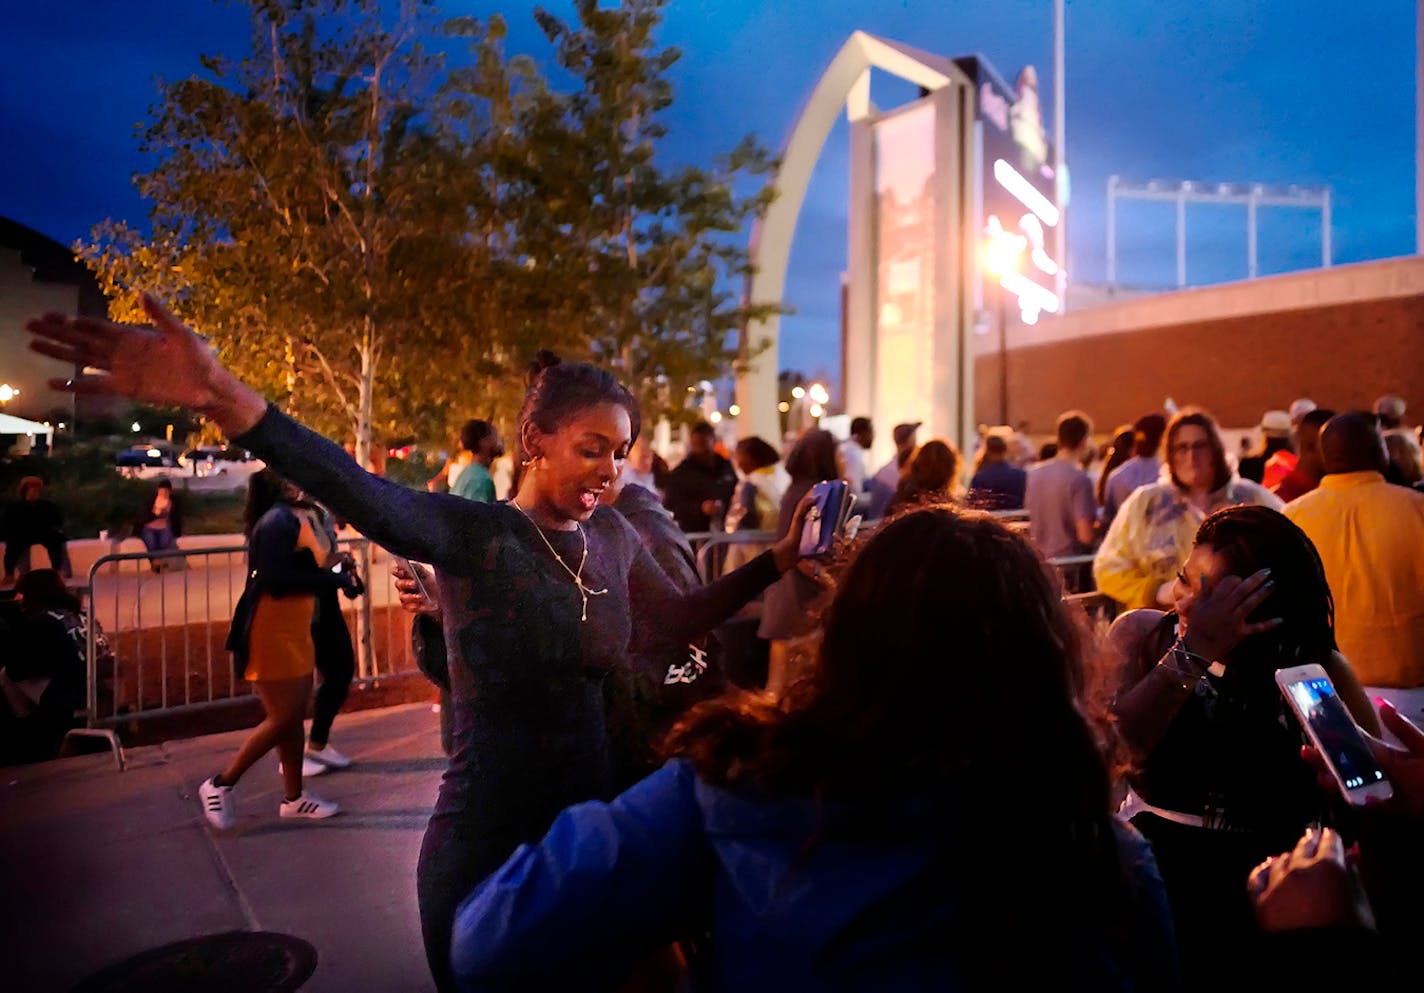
[243,592,316,682]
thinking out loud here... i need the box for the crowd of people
[18,295,1424,991]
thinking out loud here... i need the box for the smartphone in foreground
[1276,664,1392,806]
[798,479,852,559]
[395,557,434,604]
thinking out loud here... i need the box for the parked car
[115,444,179,469]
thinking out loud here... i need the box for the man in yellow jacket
[1285,411,1424,696]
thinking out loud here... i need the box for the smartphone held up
[1276,664,1393,806]
[798,479,856,560]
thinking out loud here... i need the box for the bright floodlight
[729,404,741,416]
[778,401,791,413]
[0,384,17,403]
[791,386,806,400]
[132,421,142,432]
[808,383,830,405]
[809,403,824,418]
[709,411,723,425]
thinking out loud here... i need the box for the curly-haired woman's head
[515,350,641,523]
[665,507,1132,981]
[668,507,1104,808]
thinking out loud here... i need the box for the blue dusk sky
[1,1,1415,390]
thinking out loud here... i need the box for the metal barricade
[76,537,420,755]
[690,531,779,584]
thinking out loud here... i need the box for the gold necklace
[512,501,609,621]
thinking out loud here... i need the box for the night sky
[2,0,1415,389]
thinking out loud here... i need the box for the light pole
[997,293,1010,426]
[1053,0,1067,305]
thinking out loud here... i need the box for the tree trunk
[283,334,297,413]
[355,316,374,473]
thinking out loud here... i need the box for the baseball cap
[1375,395,1407,420]
[892,422,922,446]
[1288,398,1317,424]
[1260,410,1292,438]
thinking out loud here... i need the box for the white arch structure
[737,32,976,449]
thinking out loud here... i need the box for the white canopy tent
[0,412,52,435]
[0,411,53,453]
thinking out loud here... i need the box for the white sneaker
[199,777,235,830]
[278,758,329,777]
[279,792,340,819]
[305,743,352,769]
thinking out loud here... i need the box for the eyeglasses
[1170,441,1213,456]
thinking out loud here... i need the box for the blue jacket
[451,759,1178,992]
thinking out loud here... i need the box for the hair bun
[528,349,563,385]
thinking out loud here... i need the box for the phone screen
[1286,677,1387,792]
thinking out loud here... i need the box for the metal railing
[76,537,420,750]
[691,532,1106,588]
[67,512,1119,765]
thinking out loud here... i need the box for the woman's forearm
[1113,646,1205,757]
[234,406,468,565]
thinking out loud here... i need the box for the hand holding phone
[1247,826,1370,932]
[393,557,438,614]
[1277,665,1392,806]
[798,479,852,559]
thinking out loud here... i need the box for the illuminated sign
[956,55,1062,325]
[984,214,1060,324]
[994,159,1059,227]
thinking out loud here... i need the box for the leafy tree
[82,0,780,461]
[489,0,781,425]
[84,0,493,467]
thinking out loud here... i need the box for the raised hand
[1177,568,1281,665]
[27,293,266,435]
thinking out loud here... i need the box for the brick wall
[976,294,1424,433]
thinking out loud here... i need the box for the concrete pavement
[0,702,445,992]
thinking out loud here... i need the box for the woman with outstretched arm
[28,295,814,992]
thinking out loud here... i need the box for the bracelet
[1172,639,1212,674]
[1157,639,1208,692]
